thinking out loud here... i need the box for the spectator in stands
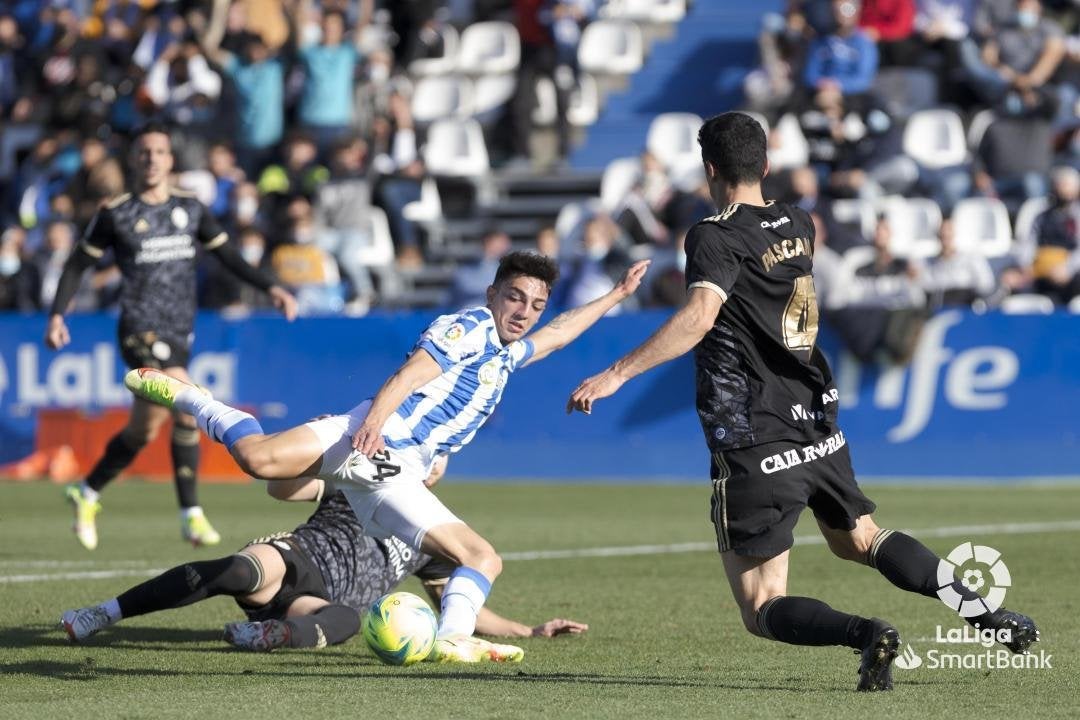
[918,217,997,307]
[744,4,814,115]
[231,180,263,234]
[0,14,22,117]
[207,142,245,221]
[809,211,847,309]
[31,219,114,312]
[270,194,344,315]
[536,225,560,260]
[143,36,221,128]
[859,0,918,66]
[201,226,276,313]
[849,215,925,308]
[257,132,328,223]
[647,230,688,308]
[975,115,1055,210]
[562,216,634,315]
[512,0,572,163]
[961,0,1067,119]
[294,7,363,156]
[313,135,377,311]
[910,0,976,100]
[0,225,39,311]
[374,92,426,268]
[202,29,286,176]
[614,150,673,247]
[1031,166,1080,303]
[65,138,124,229]
[450,228,511,308]
[803,0,881,105]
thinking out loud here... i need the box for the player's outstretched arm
[566,286,722,415]
[524,259,650,366]
[422,584,588,638]
[351,349,443,457]
[44,247,99,349]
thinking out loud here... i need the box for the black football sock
[285,604,360,648]
[171,425,201,509]
[85,433,144,492]
[116,554,262,619]
[757,596,870,648]
[868,529,991,626]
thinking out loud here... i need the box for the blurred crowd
[0,0,607,315]
[0,0,1077,338]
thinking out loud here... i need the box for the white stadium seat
[878,196,943,258]
[951,197,1013,258]
[831,198,876,240]
[456,21,520,75]
[1012,196,1049,266]
[567,73,600,127]
[555,198,603,248]
[422,118,490,177]
[410,76,473,125]
[578,20,644,76]
[903,109,967,169]
[402,177,443,224]
[408,24,460,76]
[600,156,642,212]
[353,206,396,268]
[767,113,810,171]
[645,112,703,171]
[602,0,687,23]
[1000,294,1055,315]
[966,108,996,152]
[1068,295,1080,314]
[470,73,517,125]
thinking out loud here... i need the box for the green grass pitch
[1,480,1077,719]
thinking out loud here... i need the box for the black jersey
[290,492,455,611]
[684,201,839,453]
[79,191,226,342]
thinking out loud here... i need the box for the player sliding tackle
[60,467,587,653]
[127,251,647,663]
[566,112,1038,691]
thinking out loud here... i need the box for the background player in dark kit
[45,123,298,551]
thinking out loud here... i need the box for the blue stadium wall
[1,310,1077,479]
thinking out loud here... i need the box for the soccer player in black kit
[60,466,588,656]
[567,112,1038,691]
[45,124,298,550]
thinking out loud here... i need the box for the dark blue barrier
[1,309,1077,478]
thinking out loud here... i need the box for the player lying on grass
[566,112,1039,691]
[61,466,588,655]
[124,251,647,662]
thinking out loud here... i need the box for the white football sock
[437,567,491,639]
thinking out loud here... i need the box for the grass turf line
[0,481,1077,719]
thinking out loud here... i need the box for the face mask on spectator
[236,197,258,223]
[1016,11,1038,28]
[0,254,20,276]
[369,63,390,83]
[585,244,607,261]
[241,245,263,265]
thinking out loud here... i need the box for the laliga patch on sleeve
[441,323,465,344]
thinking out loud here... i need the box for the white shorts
[304,400,462,549]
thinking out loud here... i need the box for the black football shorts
[118,330,191,370]
[236,534,331,621]
[709,430,876,558]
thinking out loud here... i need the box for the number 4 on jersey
[783,275,819,352]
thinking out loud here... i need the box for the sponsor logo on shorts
[759,430,846,474]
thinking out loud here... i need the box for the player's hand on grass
[44,314,71,350]
[352,422,386,458]
[566,368,626,415]
[269,285,299,321]
[532,618,589,637]
[614,259,650,299]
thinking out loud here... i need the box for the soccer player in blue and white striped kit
[126,251,649,662]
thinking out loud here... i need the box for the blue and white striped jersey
[382,307,534,462]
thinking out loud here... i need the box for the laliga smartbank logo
[893,542,1052,672]
[935,542,1010,617]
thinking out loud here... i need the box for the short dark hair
[131,121,173,145]
[697,112,767,187]
[493,250,559,291]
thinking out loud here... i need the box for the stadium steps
[570,1,783,170]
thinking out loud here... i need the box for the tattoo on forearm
[546,306,585,330]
